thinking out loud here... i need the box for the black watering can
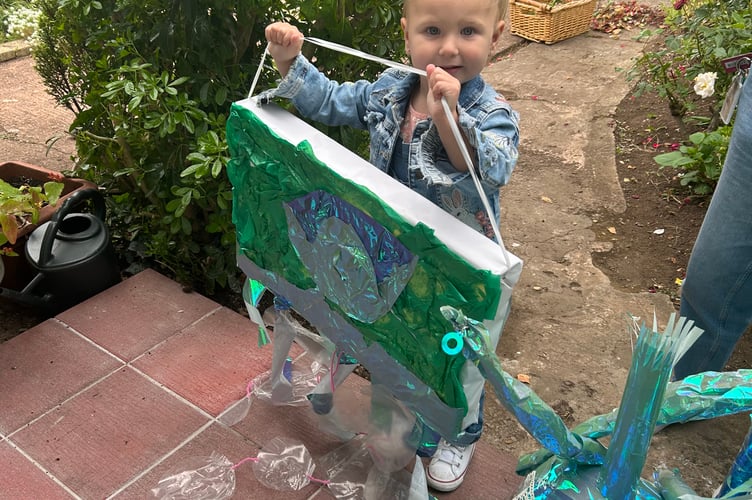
[0,188,120,313]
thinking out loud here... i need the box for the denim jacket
[259,54,520,239]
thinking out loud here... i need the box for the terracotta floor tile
[0,440,72,499]
[1,265,521,499]
[133,306,273,416]
[11,367,208,499]
[0,319,121,434]
[114,422,320,500]
[56,269,220,361]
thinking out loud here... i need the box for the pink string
[329,350,341,392]
[306,475,330,485]
[245,379,254,398]
[231,456,258,470]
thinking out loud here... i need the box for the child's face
[401,0,504,84]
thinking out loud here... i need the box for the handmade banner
[226,96,522,440]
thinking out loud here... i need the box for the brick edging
[0,40,32,63]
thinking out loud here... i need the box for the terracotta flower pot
[0,161,97,291]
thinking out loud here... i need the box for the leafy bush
[629,0,750,194]
[630,0,752,118]
[33,0,404,294]
[654,126,731,195]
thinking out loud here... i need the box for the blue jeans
[416,391,485,457]
[673,75,752,380]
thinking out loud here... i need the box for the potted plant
[0,172,64,249]
[0,161,97,290]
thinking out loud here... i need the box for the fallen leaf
[541,196,553,203]
[517,374,531,384]
[608,226,617,234]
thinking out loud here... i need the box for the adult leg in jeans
[673,75,752,380]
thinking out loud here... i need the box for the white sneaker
[426,439,476,492]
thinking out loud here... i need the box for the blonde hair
[402,0,508,22]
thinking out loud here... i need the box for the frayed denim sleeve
[458,102,520,188]
[264,54,372,130]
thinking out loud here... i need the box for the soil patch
[591,85,752,372]
[591,90,706,306]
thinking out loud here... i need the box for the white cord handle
[249,38,511,268]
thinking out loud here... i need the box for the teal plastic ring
[441,331,464,356]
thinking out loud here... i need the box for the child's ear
[401,17,410,53]
[493,20,505,44]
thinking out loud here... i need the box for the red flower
[673,0,687,9]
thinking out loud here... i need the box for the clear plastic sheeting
[249,355,326,405]
[252,436,317,491]
[151,452,236,500]
[219,352,328,426]
[219,307,336,427]
[312,382,372,441]
[366,385,419,473]
[317,434,429,500]
[364,467,422,500]
[318,435,374,499]
[152,435,430,500]
[242,278,269,346]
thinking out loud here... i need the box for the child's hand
[425,64,473,172]
[265,22,304,77]
[425,64,461,121]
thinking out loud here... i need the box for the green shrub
[630,0,750,194]
[654,126,731,195]
[33,0,404,294]
[630,1,752,119]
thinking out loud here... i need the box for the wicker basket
[509,0,597,44]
